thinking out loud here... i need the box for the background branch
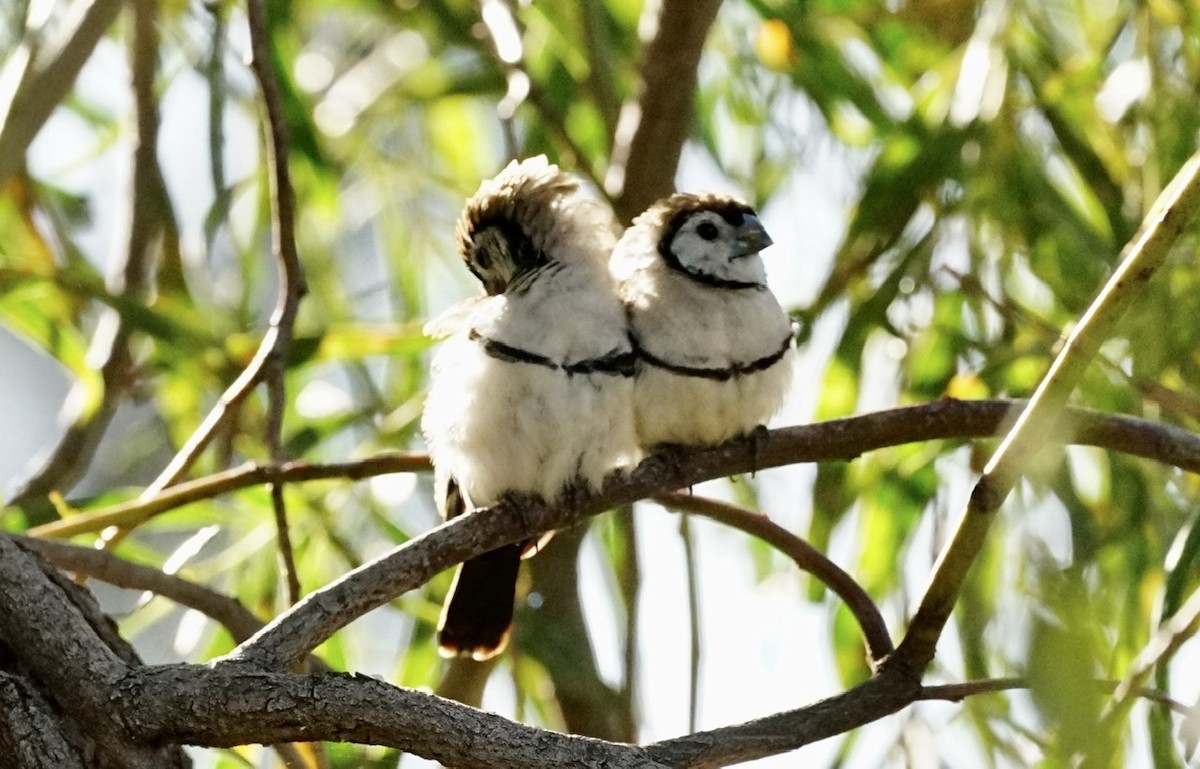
[142,0,308,502]
[7,0,165,514]
[29,453,432,538]
[0,0,123,185]
[19,535,265,645]
[607,0,724,223]
[895,149,1200,675]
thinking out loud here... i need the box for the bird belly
[425,339,638,508]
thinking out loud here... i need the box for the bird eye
[696,221,719,241]
[474,249,491,269]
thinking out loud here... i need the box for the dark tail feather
[438,543,522,660]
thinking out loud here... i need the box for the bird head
[455,156,582,295]
[648,194,773,289]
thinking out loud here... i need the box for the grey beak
[730,215,773,258]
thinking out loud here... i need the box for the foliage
[1,0,1199,766]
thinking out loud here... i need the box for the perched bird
[422,157,639,660]
[611,193,795,448]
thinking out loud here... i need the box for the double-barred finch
[422,156,640,660]
[611,193,795,448]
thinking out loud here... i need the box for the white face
[667,210,772,288]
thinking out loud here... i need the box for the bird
[421,156,640,660]
[611,193,795,449]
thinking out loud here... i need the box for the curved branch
[654,493,893,662]
[245,0,306,606]
[17,536,265,645]
[220,397,1200,673]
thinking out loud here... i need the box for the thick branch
[218,397,1200,673]
[120,666,668,769]
[0,672,86,769]
[0,537,169,767]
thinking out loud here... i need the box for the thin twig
[894,151,1200,675]
[678,512,701,733]
[613,505,641,735]
[919,677,1191,715]
[246,0,306,606]
[143,4,308,501]
[1103,586,1200,724]
[30,453,431,539]
[656,493,894,661]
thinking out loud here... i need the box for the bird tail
[437,543,522,661]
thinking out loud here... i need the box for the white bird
[422,157,639,660]
[611,193,795,449]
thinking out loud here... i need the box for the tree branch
[607,0,724,223]
[655,493,893,662]
[245,0,306,606]
[142,0,308,505]
[119,665,668,769]
[17,535,265,645]
[919,677,1191,715]
[29,398,1200,540]
[894,149,1200,675]
[0,536,182,767]
[0,671,86,769]
[215,398,1200,674]
[30,453,432,538]
[7,0,165,512]
[0,0,123,185]
[1102,585,1200,727]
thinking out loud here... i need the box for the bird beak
[730,215,773,258]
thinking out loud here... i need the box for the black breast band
[469,330,636,377]
[635,333,793,382]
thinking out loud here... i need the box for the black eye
[696,221,719,241]
[473,249,491,270]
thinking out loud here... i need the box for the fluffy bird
[611,193,795,448]
[422,157,639,660]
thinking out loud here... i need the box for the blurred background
[2,0,1200,766]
